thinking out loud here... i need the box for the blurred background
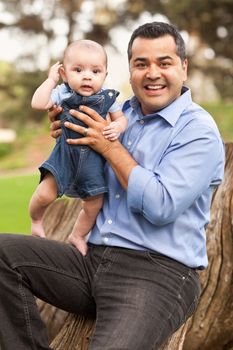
[0,0,232,233]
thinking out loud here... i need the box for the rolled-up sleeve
[127,124,224,225]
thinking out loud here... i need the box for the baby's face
[63,46,107,96]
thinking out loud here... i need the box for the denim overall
[39,88,119,199]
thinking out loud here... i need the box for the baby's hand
[48,61,62,84]
[103,121,121,141]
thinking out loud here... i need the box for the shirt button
[127,141,132,146]
[103,237,109,243]
[140,120,144,124]
[115,194,120,199]
[108,219,113,224]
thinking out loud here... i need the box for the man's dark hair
[127,22,186,62]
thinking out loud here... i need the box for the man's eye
[76,68,82,72]
[136,63,147,68]
[160,62,170,67]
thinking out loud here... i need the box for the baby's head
[60,39,108,96]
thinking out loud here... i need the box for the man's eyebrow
[133,57,147,62]
[133,55,174,62]
[157,55,173,61]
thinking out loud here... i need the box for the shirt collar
[126,86,192,127]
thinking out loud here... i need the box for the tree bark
[183,142,233,350]
[40,143,233,349]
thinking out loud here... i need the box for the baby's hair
[63,39,108,67]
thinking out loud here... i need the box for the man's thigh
[89,247,201,350]
[0,234,96,317]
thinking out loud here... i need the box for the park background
[0,0,232,233]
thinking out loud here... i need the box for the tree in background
[0,0,232,126]
[124,0,233,102]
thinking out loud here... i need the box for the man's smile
[143,83,166,95]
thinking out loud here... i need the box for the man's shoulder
[184,102,220,132]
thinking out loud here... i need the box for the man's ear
[182,58,188,83]
[59,65,67,82]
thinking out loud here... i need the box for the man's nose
[146,64,161,79]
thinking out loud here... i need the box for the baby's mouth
[81,85,92,89]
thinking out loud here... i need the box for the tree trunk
[40,143,233,349]
[183,142,233,350]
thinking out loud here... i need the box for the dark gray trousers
[0,234,201,350]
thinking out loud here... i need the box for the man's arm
[48,105,63,138]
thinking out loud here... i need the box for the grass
[0,173,39,234]
[0,120,52,171]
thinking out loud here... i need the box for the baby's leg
[68,194,104,255]
[29,173,58,237]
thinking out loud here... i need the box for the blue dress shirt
[88,87,225,269]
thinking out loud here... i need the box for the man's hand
[64,105,118,156]
[48,105,63,138]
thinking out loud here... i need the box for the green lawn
[0,174,39,234]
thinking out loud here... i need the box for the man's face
[129,35,188,115]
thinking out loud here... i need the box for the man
[0,22,224,350]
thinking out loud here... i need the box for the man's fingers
[50,120,62,139]
[64,121,85,135]
[48,105,63,122]
[69,106,106,127]
[51,129,62,139]
[50,119,61,131]
[79,105,104,122]
[83,128,89,137]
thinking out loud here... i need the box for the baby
[29,39,127,255]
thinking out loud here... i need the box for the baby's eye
[76,68,82,72]
[93,69,100,74]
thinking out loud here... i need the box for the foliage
[0,0,232,126]
[125,0,233,59]
[1,0,232,59]
[123,0,233,100]
[0,61,47,125]
[0,143,12,157]
[203,103,233,142]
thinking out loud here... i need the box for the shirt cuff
[128,165,154,212]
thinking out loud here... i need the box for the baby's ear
[59,65,67,82]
